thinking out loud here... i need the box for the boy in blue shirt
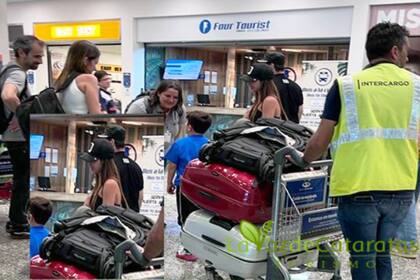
[29,196,52,258]
[165,110,212,261]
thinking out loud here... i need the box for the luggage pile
[180,119,314,279]
[199,118,313,182]
[182,118,313,223]
[36,205,154,279]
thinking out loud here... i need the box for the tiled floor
[165,192,420,280]
[0,201,29,280]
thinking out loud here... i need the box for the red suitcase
[30,256,96,279]
[181,159,273,224]
[0,181,12,200]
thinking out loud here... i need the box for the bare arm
[143,208,164,260]
[76,74,103,114]
[298,105,303,121]
[84,195,91,207]
[138,190,144,210]
[166,162,176,194]
[1,83,20,112]
[175,123,185,140]
[303,119,336,163]
[261,96,280,119]
[102,179,120,206]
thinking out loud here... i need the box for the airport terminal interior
[0,1,420,280]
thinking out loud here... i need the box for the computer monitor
[196,94,210,105]
[163,59,203,80]
[38,176,51,191]
[30,134,44,160]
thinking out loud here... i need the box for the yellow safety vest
[330,63,420,196]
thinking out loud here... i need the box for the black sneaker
[6,222,29,239]
[5,221,13,233]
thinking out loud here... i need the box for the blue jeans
[337,191,413,280]
[395,164,420,249]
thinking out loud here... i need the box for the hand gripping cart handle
[114,240,164,279]
[266,146,343,280]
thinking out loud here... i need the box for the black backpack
[15,72,80,140]
[0,65,28,134]
[199,118,314,182]
[40,205,154,279]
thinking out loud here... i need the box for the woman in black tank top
[80,139,128,211]
[241,63,286,123]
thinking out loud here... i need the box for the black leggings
[6,141,29,225]
[176,185,199,227]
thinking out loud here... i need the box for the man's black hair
[365,22,410,61]
[12,35,45,58]
[29,196,53,225]
[187,110,212,134]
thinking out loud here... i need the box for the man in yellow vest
[302,22,418,280]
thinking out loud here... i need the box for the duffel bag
[200,136,276,181]
[41,227,118,279]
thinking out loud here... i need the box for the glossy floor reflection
[165,192,420,280]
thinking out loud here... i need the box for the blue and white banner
[285,177,327,208]
[301,208,340,238]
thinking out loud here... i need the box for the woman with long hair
[126,80,187,146]
[80,139,128,210]
[55,40,103,114]
[242,63,285,122]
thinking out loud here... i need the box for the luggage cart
[191,146,342,280]
[266,146,342,280]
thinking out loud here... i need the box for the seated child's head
[187,111,212,135]
[29,197,53,226]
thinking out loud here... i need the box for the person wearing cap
[80,138,128,211]
[101,125,144,212]
[94,70,119,114]
[301,22,417,279]
[241,63,285,122]
[262,52,303,123]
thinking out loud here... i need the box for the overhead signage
[34,20,120,42]
[136,7,353,43]
[370,4,420,36]
[199,19,271,34]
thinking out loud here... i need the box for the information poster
[138,135,164,221]
[299,60,348,131]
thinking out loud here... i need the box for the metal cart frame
[199,146,342,280]
[266,146,342,280]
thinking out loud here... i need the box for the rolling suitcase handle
[114,240,146,279]
[114,240,164,279]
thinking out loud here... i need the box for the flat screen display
[30,134,44,160]
[163,59,203,80]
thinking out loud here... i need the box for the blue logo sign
[199,19,212,34]
[123,72,131,88]
[199,19,271,35]
[315,68,333,86]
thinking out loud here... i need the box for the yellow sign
[34,20,120,42]
[97,64,122,73]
